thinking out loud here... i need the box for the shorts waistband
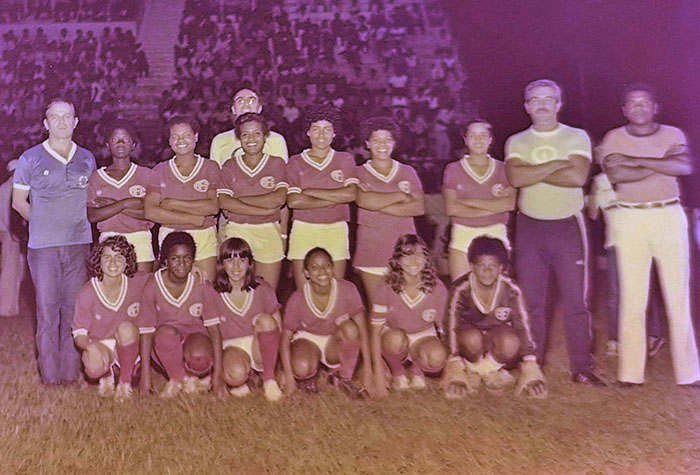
[606,198,680,210]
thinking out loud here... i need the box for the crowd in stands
[0,0,139,23]
[0,26,149,163]
[162,0,471,191]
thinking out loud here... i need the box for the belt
[605,199,680,210]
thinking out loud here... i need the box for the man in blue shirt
[12,98,96,385]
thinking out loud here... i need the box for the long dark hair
[386,234,437,294]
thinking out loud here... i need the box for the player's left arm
[302,183,357,204]
[11,187,30,221]
[379,189,425,216]
[457,189,516,213]
[159,187,219,216]
[236,188,288,209]
[542,154,591,187]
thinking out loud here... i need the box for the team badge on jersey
[193,179,209,193]
[127,303,140,318]
[77,175,89,188]
[331,169,345,183]
[189,303,203,317]
[422,309,436,322]
[530,145,556,164]
[494,307,511,321]
[491,183,507,197]
[398,180,411,194]
[129,185,146,198]
[259,175,276,190]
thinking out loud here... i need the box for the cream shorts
[287,220,349,261]
[291,331,340,368]
[223,221,284,263]
[223,335,263,372]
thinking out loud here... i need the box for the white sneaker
[160,379,182,399]
[605,340,618,357]
[263,379,283,402]
[197,375,212,392]
[98,374,115,398]
[410,375,426,390]
[183,376,200,394]
[483,369,516,395]
[229,384,251,398]
[114,382,133,402]
[393,374,410,391]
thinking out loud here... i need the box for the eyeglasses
[526,96,558,106]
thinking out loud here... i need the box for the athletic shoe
[605,339,618,357]
[263,379,283,402]
[98,374,115,398]
[410,374,427,390]
[229,384,251,398]
[571,371,607,387]
[297,376,318,394]
[160,379,182,398]
[392,374,410,391]
[114,382,133,402]
[648,336,665,358]
[183,376,200,394]
[483,368,515,395]
[328,373,365,399]
[197,375,212,392]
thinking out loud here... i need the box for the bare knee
[336,319,360,342]
[115,321,138,345]
[382,328,408,354]
[184,333,214,360]
[488,326,521,365]
[82,343,112,380]
[223,348,250,387]
[254,313,279,332]
[415,338,447,371]
[290,340,319,379]
[457,326,484,362]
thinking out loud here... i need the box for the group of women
[72,105,544,402]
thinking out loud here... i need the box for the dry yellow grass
[1,306,699,474]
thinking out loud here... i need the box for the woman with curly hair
[71,235,146,401]
[370,234,448,396]
[212,238,283,401]
[354,117,424,305]
[218,113,288,290]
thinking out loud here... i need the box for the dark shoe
[329,373,365,399]
[616,381,643,388]
[648,336,665,358]
[297,376,318,394]
[571,371,607,387]
[248,370,263,390]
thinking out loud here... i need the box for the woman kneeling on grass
[370,234,448,396]
[280,247,373,398]
[213,238,283,401]
[442,236,546,399]
[72,236,145,402]
[137,232,224,398]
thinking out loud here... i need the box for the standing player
[442,120,515,282]
[218,113,288,289]
[144,116,222,280]
[600,82,700,386]
[443,236,545,399]
[87,120,154,272]
[72,236,144,401]
[280,247,373,398]
[213,238,283,401]
[370,235,448,396]
[354,118,425,304]
[137,232,224,397]
[13,98,95,385]
[504,79,602,385]
[286,105,358,290]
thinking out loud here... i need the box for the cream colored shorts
[287,221,349,261]
[223,221,284,263]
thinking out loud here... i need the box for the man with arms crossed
[13,98,96,385]
[505,79,602,385]
[600,82,700,387]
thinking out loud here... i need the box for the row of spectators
[0,0,139,23]
[1,26,148,161]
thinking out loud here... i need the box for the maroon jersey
[356,160,423,227]
[370,280,447,334]
[72,272,149,341]
[446,273,536,357]
[283,279,365,335]
[87,163,153,233]
[287,149,358,223]
[442,155,510,227]
[215,280,281,339]
[146,155,222,230]
[218,153,288,224]
[137,270,220,335]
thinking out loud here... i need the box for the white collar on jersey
[303,278,338,319]
[235,153,269,178]
[460,155,495,184]
[91,275,128,312]
[469,272,502,314]
[400,289,426,309]
[220,290,253,317]
[42,140,76,165]
[363,159,398,183]
[155,269,194,308]
[97,162,137,189]
[168,155,204,183]
[301,148,335,171]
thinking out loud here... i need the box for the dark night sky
[445,0,700,150]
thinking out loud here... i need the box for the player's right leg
[381,327,410,390]
[289,338,322,393]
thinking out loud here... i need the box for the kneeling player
[137,232,224,397]
[72,236,145,401]
[370,234,448,396]
[443,236,546,399]
[280,247,373,398]
[213,238,283,401]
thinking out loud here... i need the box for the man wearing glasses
[504,79,603,385]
